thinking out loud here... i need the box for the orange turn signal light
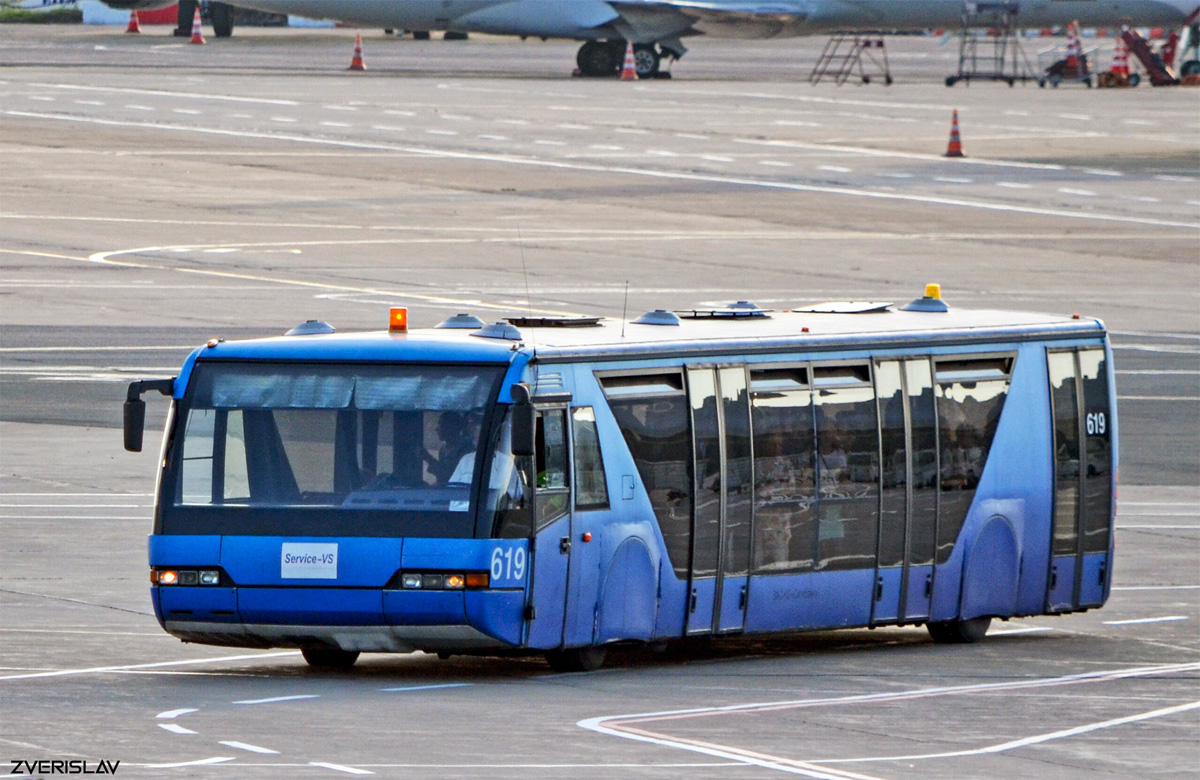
[158,570,178,585]
[465,572,490,589]
[389,307,408,332]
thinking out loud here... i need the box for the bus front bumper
[163,620,509,653]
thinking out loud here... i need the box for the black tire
[1129,72,1141,87]
[412,30,431,40]
[576,40,622,77]
[545,646,606,672]
[444,31,468,41]
[210,2,233,38]
[1181,60,1200,77]
[302,647,360,669]
[927,617,992,644]
[633,43,659,78]
[175,0,197,37]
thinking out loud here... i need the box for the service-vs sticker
[281,543,338,579]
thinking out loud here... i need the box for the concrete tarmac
[1,24,1197,779]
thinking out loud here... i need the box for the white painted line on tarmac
[1103,616,1189,625]
[74,100,104,106]
[0,651,300,681]
[1084,169,1123,177]
[760,161,791,167]
[1117,525,1199,529]
[1058,187,1097,197]
[1156,175,1196,182]
[1121,196,1160,203]
[157,708,198,719]
[234,694,320,705]
[996,182,1032,189]
[310,761,374,775]
[272,117,297,123]
[125,105,153,112]
[144,757,235,768]
[385,109,415,117]
[479,134,508,141]
[1112,585,1200,591]
[1118,369,1200,375]
[816,700,1200,764]
[31,81,298,106]
[426,129,457,136]
[220,741,280,754]
[158,723,197,735]
[614,128,650,135]
[7,112,1197,230]
[321,121,352,128]
[987,627,1052,636]
[27,96,54,102]
[173,108,201,115]
[372,125,405,132]
[818,165,852,173]
[1116,395,1200,401]
[580,662,1200,777]
[534,139,566,146]
[935,177,972,183]
[877,173,912,179]
[380,683,473,693]
[323,105,358,112]
[675,132,710,139]
[701,155,733,162]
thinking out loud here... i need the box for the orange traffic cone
[619,41,638,81]
[348,30,366,71]
[944,109,964,158]
[125,10,141,34]
[189,7,205,45]
[1064,21,1080,69]
[1110,31,1129,75]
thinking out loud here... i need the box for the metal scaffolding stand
[946,1,1037,86]
[810,34,893,85]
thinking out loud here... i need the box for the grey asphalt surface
[1,24,1197,779]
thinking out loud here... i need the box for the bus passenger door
[874,359,937,625]
[525,407,573,649]
[1046,349,1113,612]
[685,366,752,635]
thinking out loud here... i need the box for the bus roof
[198,304,1105,366]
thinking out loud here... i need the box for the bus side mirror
[510,383,534,457]
[124,378,176,453]
[124,398,147,452]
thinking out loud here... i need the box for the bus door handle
[875,577,884,601]
[738,585,747,610]
[559,536,571,554]
[690,589,698,613]
[924,574,933,598]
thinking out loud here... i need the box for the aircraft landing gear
[576,41,668,78]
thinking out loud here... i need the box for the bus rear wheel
[302,647,360,669]
[545,646,606,672]
[927,617,991,644]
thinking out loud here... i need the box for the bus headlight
[401,573,424,589]
[199,570,221,585]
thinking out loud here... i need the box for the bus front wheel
[302,647,360,669]
[545,646,606,672]
[926,617,991,644]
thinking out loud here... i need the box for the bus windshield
[160,361,504,537]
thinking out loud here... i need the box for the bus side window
[572,407,609,510]
[535,409,570,528]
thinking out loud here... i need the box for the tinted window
[906,359,938,567]
[572,407,609,511]
[1048,351,1080,556]
[876,361,906,568]
[751,370,815,573]
[814,368,879,572]
[535,409,570,528]
[720,367,752,577]
[1079,349,1112,554]
[936,358,1011,563]
[604,375,693,577]
[689,369,721,578]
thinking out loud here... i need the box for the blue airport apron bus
[124,286,1116,671]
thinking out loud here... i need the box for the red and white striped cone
[944,109,964,158]
[619,41,638,81]
[1110,34,1129,75]
[189,7,205,45]
[348,30,366,71]
[125,10,141,34]
[1064,21,1080,68]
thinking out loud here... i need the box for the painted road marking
[426,129,457,136]
[144,757,234,768]
[321,121,352,128]
[380,683,474,693]
[1112,585,1200,591]
[310,761,374,775]
[579,662,1200,778]
[158,724,197,735]
[157,708,198,719]
[10,111,1196,229]
[1103,616,1189,625]
[0,651,300,681]
[1058,188,1097,197]
[272,117,298,123]
[220,741,280,754]
[173,108,201,115]
[996,182,1032,189]
[818,165,852,173]
[30,81,299,105]
[479,134,508,141]
[1116,395,1200,401]
[987,627,1052,636]
[935,177,973,184]
[234,694,320,705]
[814,700,1200,765]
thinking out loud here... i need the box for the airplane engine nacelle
[451,0,620,38]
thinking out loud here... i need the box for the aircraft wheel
[1180,59,1200,77]
[301,647,360,669]
[1128,72,1141,86]
[927,617,991,644]
[412,30,431,40]
[577,41,621,77]
[633,43,660,77]
[210,2,234,38]
[545,645,606,672]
